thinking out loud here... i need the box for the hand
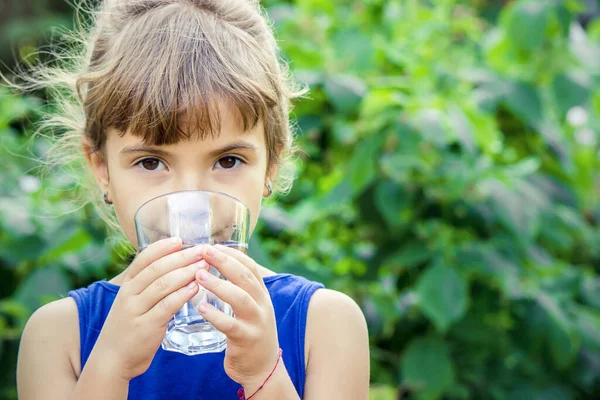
[92,237,208,381]
[195,245,280,390]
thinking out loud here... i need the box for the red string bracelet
[237,348,283,400]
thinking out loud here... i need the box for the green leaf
[0,90,41,127]
[379,153,425,183]
[502,80,543,127]
[369,385,397,400]
[384,242,432,271]
[0,235,46,265]
[448,106,475,153]
[457,244,523,299]
[413,109,449,147]
[323,74,367,116]
[552,72,590,116]
[480,179,540,242]
[320,180,354,208]
[374,180,411,230]
[400,336,456,400]
[504,1,550,53]
[41,228,94,264]
[536,293,581,370]
[572,305,600,354]
[569,23,600,70]
[248,235,273,271]
[13,267,71,311]
[580,276,600,309]
[472,80,505,113]
[554,3,573,37]
[348,136,382,193]
[0,299,29,339]
[417,263,468,332]
[331,29,374,74]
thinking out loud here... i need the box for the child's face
[86,106,272,248]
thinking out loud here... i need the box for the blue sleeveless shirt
[68,274,324,399]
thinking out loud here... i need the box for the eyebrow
[119,141,258,158]
[208,141,258,158]
[120,145,171,157]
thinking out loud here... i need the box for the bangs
[79,2,279,148]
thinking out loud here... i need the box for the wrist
[74,349,130,400]
[87,346,132,384]
[239,349,284,399]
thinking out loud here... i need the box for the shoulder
[302,289,370,398]
[265,273,323,298]
[19,297,81,375]
[24,296,80,334]
[17,297,81,398]
[306,288,368,340]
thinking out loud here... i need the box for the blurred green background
[1,0,600,399]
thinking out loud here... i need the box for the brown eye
[216,156,240,169]
[138,158,164,171]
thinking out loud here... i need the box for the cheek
[222,175,264,236]
[247,191,264,236]
[109,181,151,248]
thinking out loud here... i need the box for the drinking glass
[134,190,250,355]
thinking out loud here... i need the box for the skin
[16,104,370,399]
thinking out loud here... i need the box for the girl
[14,0,370,399]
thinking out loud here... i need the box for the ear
[264,145,282,196]
[266,161,278,182]
[82,138,110,192]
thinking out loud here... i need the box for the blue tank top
[68,273,324,399]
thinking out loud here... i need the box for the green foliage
[1,0,600,399]
[0,88,121,399]
[417,263,468,333]
[401,336,456,400]
[261,0,600,398]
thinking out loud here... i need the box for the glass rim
[133,189,250,223]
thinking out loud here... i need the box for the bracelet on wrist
[237,348,283,400]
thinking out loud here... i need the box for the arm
[72,346,130,399]
[239,358,300,400]
[17,298,129,400]
[236,289,370,400]
[196,246,370,399]
[303,289,370,400]
[17,298,79,400]
[18,237,206,400]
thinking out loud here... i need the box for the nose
[175,172,213,193]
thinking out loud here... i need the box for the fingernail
[198,269,209,281]
[187,281,197,291]
[195,245,204,258]
[206,246,216,256]
[171,237,181,245]
[192,260,208,270]
[198,303,208,314]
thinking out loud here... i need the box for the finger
[197,302,245,339]
[201,245,267,302]
[127,244,205,295]
[124,237,182,282]
[214,244,268,291]
[196,268,259,319]
[147,280,200,327]
[136,260,209,313]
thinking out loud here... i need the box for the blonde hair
[8,0,305,242]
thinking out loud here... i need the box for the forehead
[109,99,265,148]
[106,107,266,152]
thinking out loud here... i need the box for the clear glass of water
[134,190,250,356]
